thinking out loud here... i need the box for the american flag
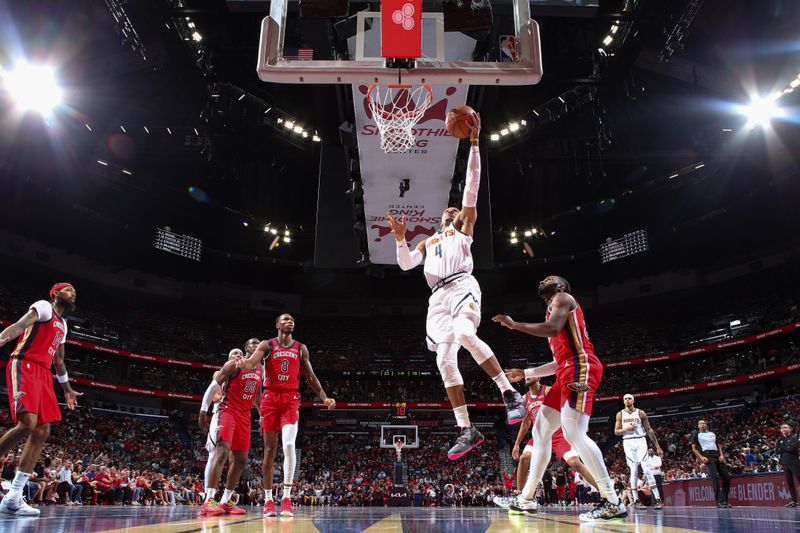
[284,48,314,61]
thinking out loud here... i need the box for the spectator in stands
[57,460,81,505]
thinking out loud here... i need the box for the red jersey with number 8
[219,366,262,414]
[266,338,301,392]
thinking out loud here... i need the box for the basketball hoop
[393,439,405,461]
[367,82,434,153]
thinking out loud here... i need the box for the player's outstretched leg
[509,406,560,516]
[0,416,47,517]
[560,404,626,521]
[436,343,485,460]
[451,315,526,424]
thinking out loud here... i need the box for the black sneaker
[633,500,647,510]
[503,390,526,425]
[579,499,627,522]
[654,499,663,509]
[785,501,798,508]
[717,501,733,509]
[447,425,484,460]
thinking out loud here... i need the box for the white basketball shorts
[425,275,482,352]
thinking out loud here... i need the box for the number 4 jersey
[265,337,302,391]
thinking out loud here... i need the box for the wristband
[57,372,69,384]
[524,368,536,381]
[396,238,407,246]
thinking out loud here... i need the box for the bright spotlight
[738,95,785,128]
[1,62,62,116]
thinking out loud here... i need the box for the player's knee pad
[452,316,493,364]
[436,344,463,388]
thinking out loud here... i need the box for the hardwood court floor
[0,505,797,532]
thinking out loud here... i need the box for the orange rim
[367,83,434,120]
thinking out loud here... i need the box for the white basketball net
[393,440,405,461]
[367,83,434,154]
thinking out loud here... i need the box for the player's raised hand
[504,368,525,383]
[468,111,481,139]
[198,411,210,431]
[492,314,517,330]
[387,213,408,242]
[65,389,83,410]
[323,398,336,410]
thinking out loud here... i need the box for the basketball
[446,105,475,139]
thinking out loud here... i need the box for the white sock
[492,372,513,393]
[204,488,216,502]
[8,471,30,498]
[453,405,470,428]
[219,488,235,505]
[265,490,273,502]
[283,484,293,499]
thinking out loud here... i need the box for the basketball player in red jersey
[197,338,262,516]
[493,373,597,511]
[0,283,83,517]
[494,275,626,521]
[239,313,335,517]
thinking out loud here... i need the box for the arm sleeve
[200,380,221,412]
[30,301,52,322]
[396,240,423,270]
[462,146,480,208]
[691,431,699,446]
[524,360,558,379]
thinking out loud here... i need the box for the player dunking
[615,393,663,509]
[493,374,597,511]
[388,112,525,461]
[495,275,626,521]
[239,313,335,517]
[0,283,83,517]
[198,338,262,516]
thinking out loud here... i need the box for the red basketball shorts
[6,359,61,424]
[526,428,577,462]
[214,408,252,452]
[543,354,603,415]
[260,390,300,433]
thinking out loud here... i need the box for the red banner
[664,472,793,507]
[604,322,800,368]
[2,319,796,372]
[595,362,800,402]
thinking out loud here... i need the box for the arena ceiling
[0,0,798,291]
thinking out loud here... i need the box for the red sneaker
[280,498,294,517]
[200,500,226,517]
[219,502,246,515]
[263,500,277,517]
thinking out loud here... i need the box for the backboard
[257,0,543,85]
[380,424,419,449]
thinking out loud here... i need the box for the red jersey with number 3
[266,338,301,392]
[546,302,596,365]
[219,366,262,415]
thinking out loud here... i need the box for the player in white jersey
[614,393,664,509]
[388,112,526,460]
